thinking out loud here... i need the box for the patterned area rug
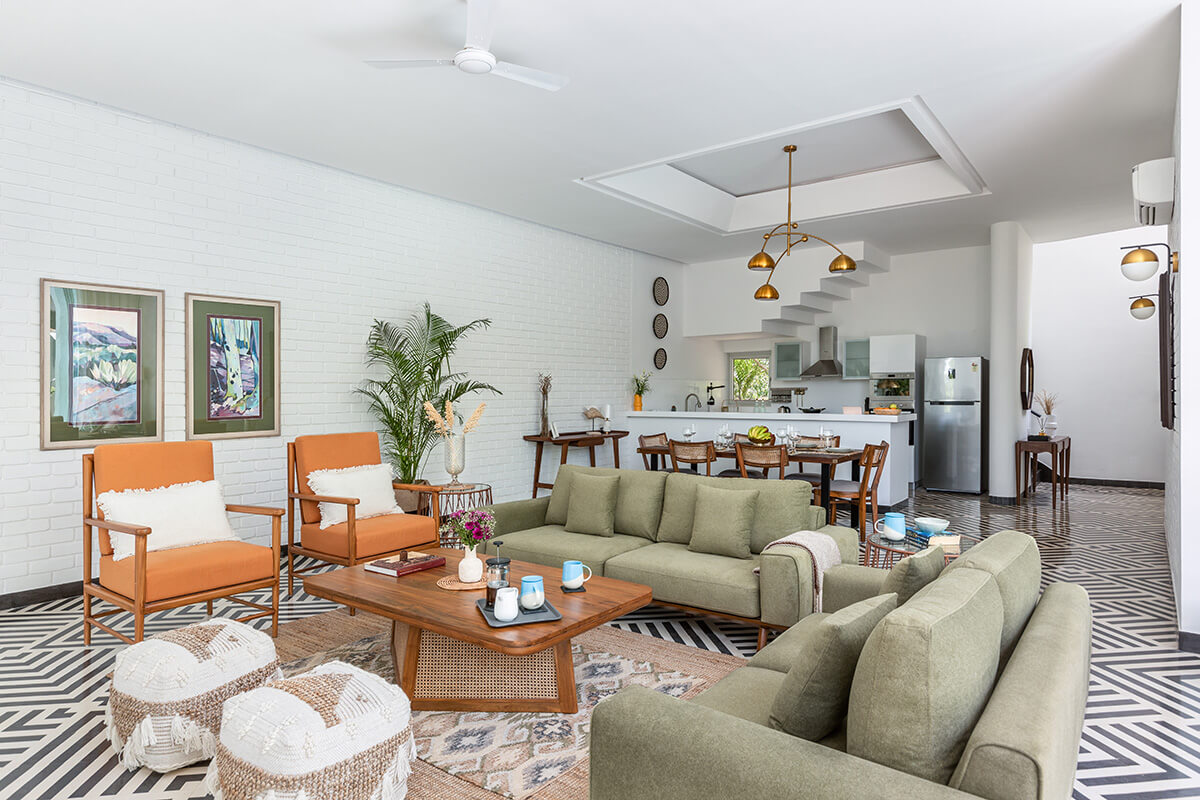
[276,609,745,800]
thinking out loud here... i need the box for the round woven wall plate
[436,575,486,591]
[652,277,669,306]
[652,313,668,339]
[653,348,668,369]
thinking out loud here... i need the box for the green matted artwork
[40,279,165,450]
[185,293,280,440]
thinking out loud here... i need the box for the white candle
[603,404,611,420]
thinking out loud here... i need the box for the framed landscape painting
[40,279,164,450]
[185,293,280,440]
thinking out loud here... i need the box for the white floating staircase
[759,257,889,338]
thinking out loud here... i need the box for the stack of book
[364,551,446,577]
[903,528,962,555]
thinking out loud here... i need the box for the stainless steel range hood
[800,327,842,377]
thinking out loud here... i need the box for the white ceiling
[0,0,1180,263]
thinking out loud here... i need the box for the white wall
[0,78,692,595]
[988,221,1034,500]
[1031,227,1169,483]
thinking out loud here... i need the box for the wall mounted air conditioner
[1132,157,1175,225]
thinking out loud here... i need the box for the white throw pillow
[306,463,403,529]
[96,480,239,562]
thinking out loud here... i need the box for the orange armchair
[82,441,282,645]
[286,433,441,594]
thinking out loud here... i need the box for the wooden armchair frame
[285,442,442,595]
[828,441,890,541]
[82,453,282,645]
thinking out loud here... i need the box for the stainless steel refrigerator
[923,357,989,493]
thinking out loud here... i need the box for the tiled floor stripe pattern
[0,485,1196,798]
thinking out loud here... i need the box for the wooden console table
[1015,436,1071,507]
[523,430,629,498]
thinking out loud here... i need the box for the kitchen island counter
[627,410,916,423]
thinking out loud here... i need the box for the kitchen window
[728,352,770,405]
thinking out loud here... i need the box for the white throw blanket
[755,530,842,613]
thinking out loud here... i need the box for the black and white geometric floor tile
[1,486,1198,798]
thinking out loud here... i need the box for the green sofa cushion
[564,473,620,537]
[822,564,889,614]
[848,567,1004,784]
[941,530,1041,663]
[692,666,785,726]
[688,485,758,559]
[544,466,667,540]
[482,525,651,576]
[605,542,762,618]
[881,546,945,604]
[769,593,898,740]
[657,472,817,552]
[748,613,829,673]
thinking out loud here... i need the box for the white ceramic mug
[874,512,907,541]
[494,586,520,621]
[562,560,593,590]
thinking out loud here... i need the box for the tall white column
[988,221,1033,502]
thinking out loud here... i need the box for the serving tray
[476,598,563,628]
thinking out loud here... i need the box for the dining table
[635,442,865,526]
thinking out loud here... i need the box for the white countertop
[627,410,916,423]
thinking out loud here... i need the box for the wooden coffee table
[303,548,652,713]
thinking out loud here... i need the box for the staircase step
[794,293,836,313]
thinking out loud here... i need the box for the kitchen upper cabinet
[772,341,808,381]
[843,339,870,379]
[869,334,922,374]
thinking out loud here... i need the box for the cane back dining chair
[638,432,670,471]
[785,435,842,501]
[716,432,779,477]
[286,432,441,595]
[734,442,790,479]
[668,439,717,476]
[82,441,283,644]
[827,440,890,541]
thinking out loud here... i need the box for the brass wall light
[748,144,856,301]
[1119,242,1180,319]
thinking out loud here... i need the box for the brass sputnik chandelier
[748,144,856,301]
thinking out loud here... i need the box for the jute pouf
[104,618,282,772]
[203,661,416,800]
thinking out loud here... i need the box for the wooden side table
[1015,436,1071,507]
[523,430,630,498]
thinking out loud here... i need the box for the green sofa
[481,465,859,632]
[591,530,1092,800]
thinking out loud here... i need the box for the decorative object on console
[439,507,496,583]
[104,618,282,772]
[185,293,279,440]
[424,399,486,486]
[40,279,164,450]
[358,304,499,484]
[632,371,651,411]
[203,661,416,800]
[538,372,552,436]
[652,276,669,306]
[1033,389,1058,437]
[747,145,857,302]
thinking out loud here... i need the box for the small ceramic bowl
[915,517,950,535]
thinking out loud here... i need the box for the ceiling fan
[364,0,568,92]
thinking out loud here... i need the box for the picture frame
[185,293,281,440]
[40,279,165,450]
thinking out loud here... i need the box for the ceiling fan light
[1120,248,1159,281]
[828,253,857,273]
[1129,296,1156,320]
[748,251,775,271]
[754,283,780,301]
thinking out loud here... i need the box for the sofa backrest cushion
[687,485,758,559]
[545,466,667,540]
[847,567,1003,784]
[657,472,817,553]
[564,473,620,537]
[769,592,898,740]
[941,530,1040,662]
[950,582,1091,800]
[881,546,945,604]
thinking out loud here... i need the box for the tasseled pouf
[104,618,282,772]
[203,661,416,800]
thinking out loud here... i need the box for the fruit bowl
[914,517,950,535]
[746,425,772,444]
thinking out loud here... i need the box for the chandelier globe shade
[1120,248,1159,281]
[748,251,776,271]
[829,253,857,273]
[754,283,780,301]
[1129,296,1156,320]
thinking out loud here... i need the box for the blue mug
[519,575,545,610]
[562,560,593,590]
[875,512,906,541]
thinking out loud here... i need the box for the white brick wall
[0,78,672,594]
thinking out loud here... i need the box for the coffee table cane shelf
[303,548,652,713]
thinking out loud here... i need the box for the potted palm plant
[358,303,500,510]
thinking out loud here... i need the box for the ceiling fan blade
[492,61,569,91]
[464,0,499,51]
[364,59,455,69]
